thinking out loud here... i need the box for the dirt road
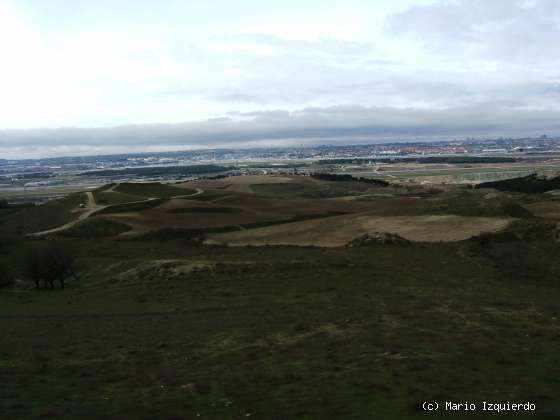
[27,187,204,237]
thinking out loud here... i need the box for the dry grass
[524,201,560,219]
[207,214,515,247]
[97,192,392,236]
[185,175,302,194]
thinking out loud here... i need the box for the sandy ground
[206,214,515,247]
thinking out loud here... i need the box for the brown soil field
[206,214,515,247]
[98,193,403,236]
[98,189,434,236]
[185,175,310,194]
[524,201,560,219]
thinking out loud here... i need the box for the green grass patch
[1,239,560,419]
[477,174,560,193]
[62,219,131,237]
[166,206,242,214]
[80,164,233,177]
[94,191,142,205]
[115,182,194,198]
[94,198,167,215]
[138,212,347,241]
[0,193,86,235]
[183,191,229,201]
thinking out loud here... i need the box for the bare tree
[0,262,14,289]
[23,244,76,289]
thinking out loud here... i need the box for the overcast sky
[1,0,560,158]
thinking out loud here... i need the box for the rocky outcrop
[346,232,410,247]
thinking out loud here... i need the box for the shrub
[23,245,76,289]
[0,263,14,289]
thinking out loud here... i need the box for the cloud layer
[2,105,559,158]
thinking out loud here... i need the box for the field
[1,174,560,419]
[206,214,514,247]
[0,193,87,235]
[339,162,560,184]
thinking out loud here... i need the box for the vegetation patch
[94,198,167,215]
[114,182,194,198]
[94,191,142,205]
[312,173,390,186]
[138,212,345,241]
[62,219,131,238]
[166,206,243,214]
[81,164,232,177]
[250,182,306,196]
[477,173,560,193]
[0,193,86,235]
[438,192,534,218]
[137,225,241,241]
[318,156,519,165]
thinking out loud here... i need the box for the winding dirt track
[27,187,204,237]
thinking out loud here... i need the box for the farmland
[337,163,560,184]
[1,174,560,419]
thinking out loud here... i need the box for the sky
[1,0,560,158]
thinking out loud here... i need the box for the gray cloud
[386,0,560,64]
[2,104,560,157]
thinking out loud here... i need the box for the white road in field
[27,186,204,237]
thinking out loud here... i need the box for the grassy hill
[1,176,559,419]
[1,236,559,419]
[0,193,86,235]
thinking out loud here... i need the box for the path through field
[27,187,204,237]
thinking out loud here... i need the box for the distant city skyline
[2,0,560,158]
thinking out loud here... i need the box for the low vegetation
[139,212,345,241]
[477,173,560,193]
[166,206,242,214]
[0,193,86,235]
[312,173,390,186]
[94,198,167,215]
[114,182,194,198]
[250,182,306,196]
[0,262,14,289]
[1,174,560,419]
[21,244,76,289]
[318,156,518,165]
[94,191,141,205]
[81,164,232,177]
[62,218,131,237]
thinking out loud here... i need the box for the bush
[311,173,389,186]
[0,263,14,289]
[23,245,76,289]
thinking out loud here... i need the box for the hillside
[0,175,559,419]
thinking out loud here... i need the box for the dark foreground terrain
[1,176,560,419]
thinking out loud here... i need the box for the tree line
[311,173,390,186]
[0,244,76,290]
